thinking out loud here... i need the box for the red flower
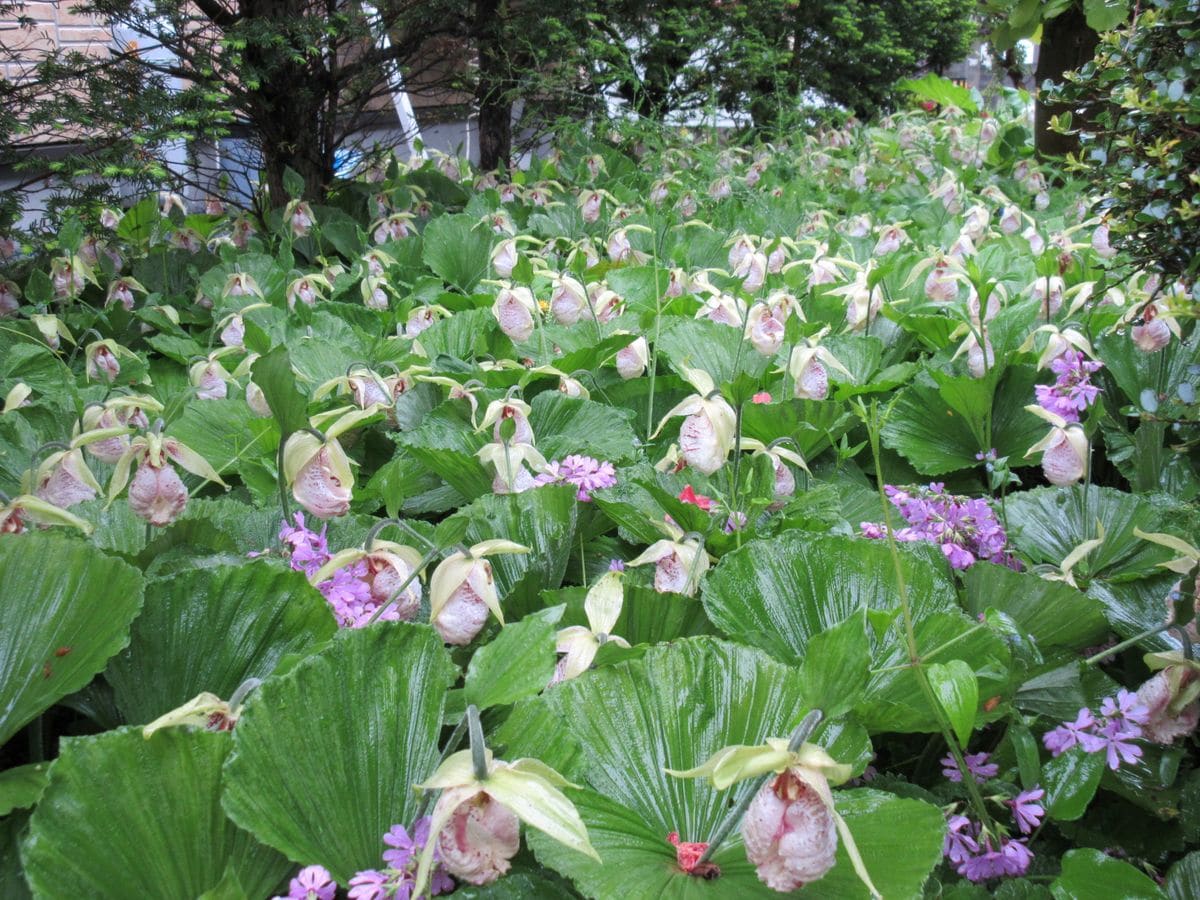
[678,485,713,511]
[751,391,772,404]
[668,832,720,878]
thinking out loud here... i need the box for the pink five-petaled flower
[274,864,336,900]
[752,391,772,404]
[532,455,616,501]
[958,836,1033,882]
[741,768,839,892]
[678,485,714,511]
[943,815,978,867]
[667,832,719,878]
[1043,708,1106,756]
[347,870,389,900]
[1008,787,1045,835]
[940,751,999,784]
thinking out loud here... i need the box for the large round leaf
[21,728,289,899]
[514,638,942,899]
[106,562,336,724]
[0,534,144,748]
[221,623,457,883]
[701,532,957,664]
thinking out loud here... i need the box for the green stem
[1083,622,1172,666]
[695,709,823,866]
[276,434,292,523]
[468,704,488,781]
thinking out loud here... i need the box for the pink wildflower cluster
[940,751,999,784]
[942,759,1044,885]
[274,820,453,900]
[860,483,1015,570]
[276,513,404,628]
[533,454,616,501]
[1043,689,1151,771]
[347,818,454,900]
[1034,350,1103,422]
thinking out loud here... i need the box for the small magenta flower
[1043,708,1105,756]
[943,815,978,866]
[959,836,1033,882]
[274,864,336,900]
[1008,788,1045,835]
[940,752,998,784]
[347,870,388,900]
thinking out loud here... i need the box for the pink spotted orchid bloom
[107,431,227,526]
[652,367,736,475]
[429,540,529,645]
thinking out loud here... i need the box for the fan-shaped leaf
[222,623,457,883]
[701,532,957,665]
[21,728,289,899]
[422,214,493,292]
[528,392,640,464]
[0,534,144,748]
[106,562,336,724]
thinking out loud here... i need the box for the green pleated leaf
[422,214,493,292]
[701,532,957,665]
[0,763,48,817]
[656,316,771,387]
[0,534,144,748]
[1051,848,1167,899]
[464,606,562,710]
[221,623,457,883]
[801,612,871,718]
[250,345,309,438]
[167,397,279,482]
[544,574,713,648]
[106,562,336,724]
[456,485,580,616]
[416,307,497,360]
[881,367,1045,476]
[398,401,491,500]
[0,812,31,900]
[962,563,1110,654]
[1166,851,1200,900]
[1005,485,1179,583]
[739,397,856,460]
[21,728,289,899]
[528,392,641,465]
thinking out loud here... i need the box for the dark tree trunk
[1034,5,1100,158]
[475,0,513,173]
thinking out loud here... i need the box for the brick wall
[2,1,114,82]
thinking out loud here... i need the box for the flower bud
[128,461,189,526]
[742,768,838,892]
[434,790,520,885]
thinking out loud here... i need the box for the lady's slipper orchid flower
[478,440,546,495]
[653,368,736,475]
[0,493,93,535]
[246,382,272,417]
[85,340,130,383]
[616,336,649,379]
[282,406,382,519]
[0,279,20,316]
[142,683,257,737]
[727,235,757,272]
[953,328,995,379]
[285,273,330,310]
[1127,300,1180,353]
[413,747,598,895]
[695,292,746,329]
[1030,276,1065,317]
[1023,225,1046,254]
[189,355,234,400]
[109,432,227,526]
[1091,222,1117,259]
[784,334,853,401]
[105,276,144,311]
[31,314,72,351]
[745,303,786,355]
[668,740,880,898]
[312,541,426,623]
[3,383,32,413]
[1025,406,1089,486]
[371,212,414,244]
[285,200,315,237]
[222,271,263,300]
[553,571,630,682]
[492,286,537,342]
[549,274,589,325]
[740,438,809,505]
[361,275,391,310]
[1019,324,1095,369]
[429,540,529,644]
[872,225,906,255]
[1133,654,1199,745]
[25,448,102,510]
[78,396,160,464]
[830,271,879,332]
[734,250,768,292]
[627,524,709,596]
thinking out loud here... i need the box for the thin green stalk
[863,400,995,832]
[276,435,292,523]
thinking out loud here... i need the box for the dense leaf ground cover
[0,90,1198,898]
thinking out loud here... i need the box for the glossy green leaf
[0,763,49,816]
[106,562,336,724]
[250,345,309,437]
[927,660,979,746]
[1043,747,1105,821]
[1051,848,1166,899]
[222,623,457,883]
[1166,851,1200,900]
[0,534,144,748]
[422,214,493,293]
[801,612,871,718]
[528,392,640,465]
[701,532,957,665]
[962,563,1109,653]
[464,606,562,709]
[22,728,289,899]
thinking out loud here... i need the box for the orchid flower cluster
[1043,689,1151,771]
[1033,350,1103,422]
[859,483,1015,570]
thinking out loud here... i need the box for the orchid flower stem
[695,709,824,866]
[365,518,437,553]
[862,399,995,833]
[364,544,443,626]
[1083,622,1172,666]
[468,704,488,781]
[276,434,291,523]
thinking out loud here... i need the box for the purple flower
[941,752,999,784]
[1097,719,1144,771]
[1008,787,1045,834]
[533,454,617,501]
[278,512,331,576]
[276,865,336,900]
[347,870,389,900]
[318,561,375,627]
[382,822,418,869]
[959,836,1033,882]
[1043,708,1104,756]
[861,484,1013,569]
[1035,350,1103,422]
[943,815,979,865]
[1101,689,1150,729]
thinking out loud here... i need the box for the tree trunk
[1034,5,1100,158]
[475,0,513,173]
